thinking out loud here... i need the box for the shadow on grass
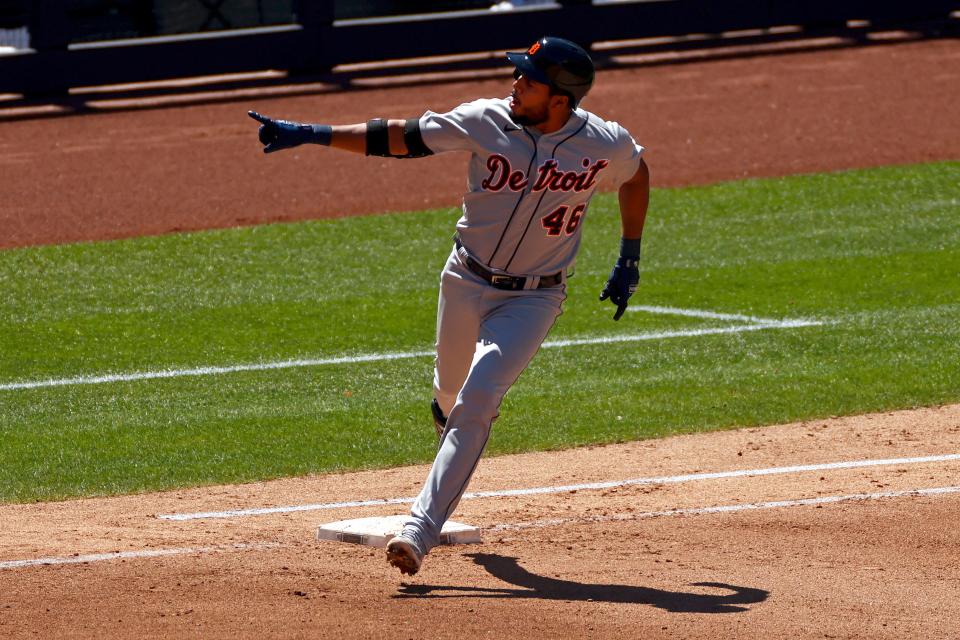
[394,553,769,613]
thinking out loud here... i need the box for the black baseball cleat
[431,399,447,439]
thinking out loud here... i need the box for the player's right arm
[248,111,427,157]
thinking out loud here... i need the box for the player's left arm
[600,158,649,321]
[618,158,649,239]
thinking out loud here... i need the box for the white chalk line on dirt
[0,315,822,391]
[157,453,960,521]
[488,485,960,532]
[0,542,280,571]
[5,486,959,571]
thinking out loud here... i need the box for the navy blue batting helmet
[506,36,595,106]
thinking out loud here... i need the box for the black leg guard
[430,399,447,439]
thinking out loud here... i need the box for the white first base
[316,515,481,548]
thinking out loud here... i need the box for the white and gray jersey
[419,97,644,276]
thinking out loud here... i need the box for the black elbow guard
[365,118,433,158]
[365,118,390,157]
[402,118,433,158]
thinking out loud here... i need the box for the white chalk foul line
[0,542,279,571]
[0,318,822,392]
[157,453,960,521]
[629,304,785,325]
[0,350,435,392]
[488,485,960,532]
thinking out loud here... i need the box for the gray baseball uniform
[403,97,644,552]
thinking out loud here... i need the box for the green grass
[1,161,958,502]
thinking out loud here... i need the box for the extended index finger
[248,110,271,124]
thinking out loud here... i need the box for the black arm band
[365,118,433,158]
[402,118,433,158]
[365,118,390,157]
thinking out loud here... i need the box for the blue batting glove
[248,110,315,154]
[599,237,641,321]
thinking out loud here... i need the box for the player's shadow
[394,553,769,613]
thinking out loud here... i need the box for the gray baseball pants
[404,246,566,551]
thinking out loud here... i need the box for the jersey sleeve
[417,99,489,154]
[598,122,644,190]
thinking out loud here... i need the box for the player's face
[509,74,552,126]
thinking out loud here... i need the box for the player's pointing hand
[248,110,332,154]
[248,110,282,153]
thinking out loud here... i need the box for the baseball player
[250,36,649,576]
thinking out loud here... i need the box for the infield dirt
[2,405,959,638]
[1,37,959,639]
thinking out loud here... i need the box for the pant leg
[408,285,565,551]
[433,249,483,417]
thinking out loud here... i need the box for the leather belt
[455,236,563,291]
